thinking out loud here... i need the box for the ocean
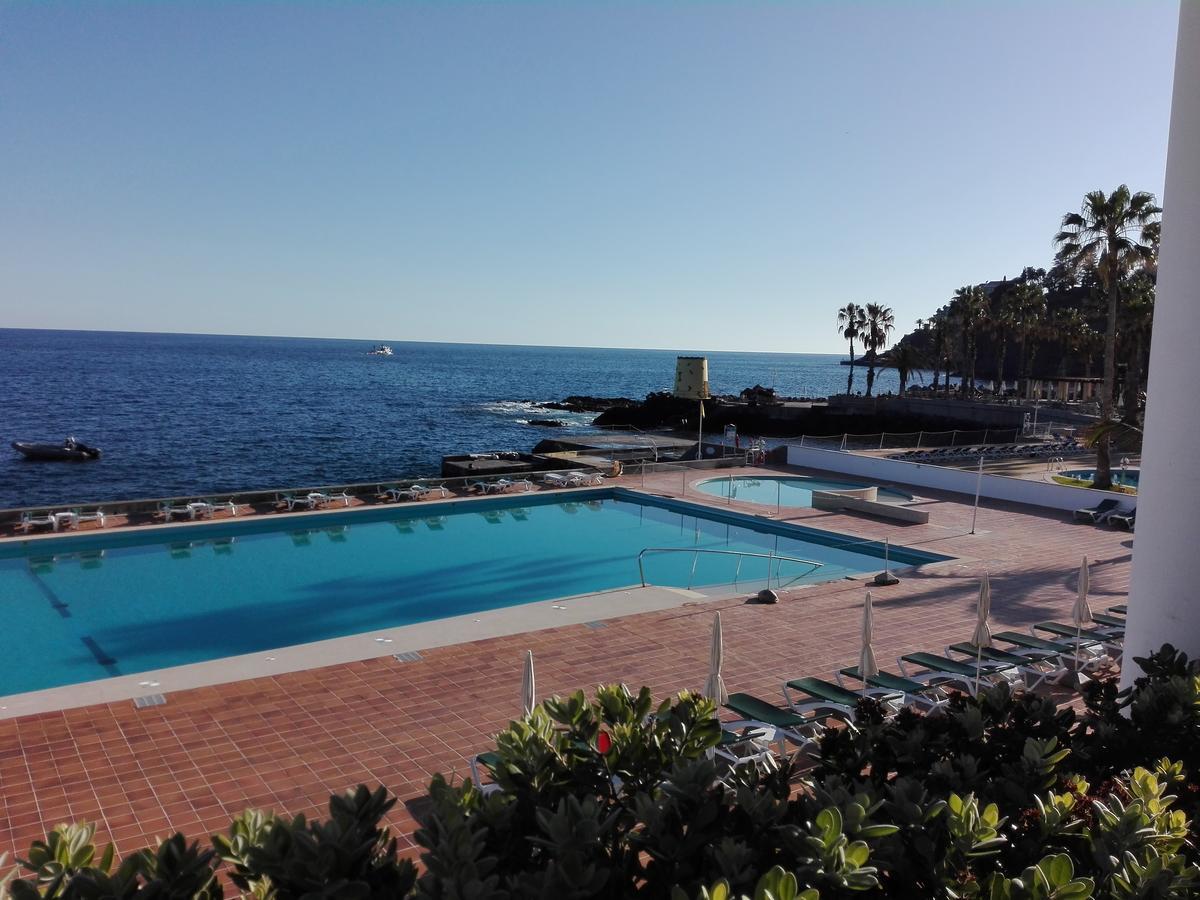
[0,329,912,509]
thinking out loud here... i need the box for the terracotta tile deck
[0,465,1133,859]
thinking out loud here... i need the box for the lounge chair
[410,484,449,499]
[469,480,508,495]
[1032,621,1123,662]
[324,491,353,507]
[993,630,1108,674]
[469,751,503,797]
[205,499,240,517]
[897,652,1019,695]
[711,725,778,770]
[18,511,59,532]
[1074,498,1120,523]
[73,508,108,528]
[542,473,571,488]
[836,666,955,712]
[498,477,535,492]
[946,642,1066,689]
[159,500,197,521]
[1108,604,1127,616]
[1091,612,1127,629]
[1108,509,1135,530]
[783,676,902,717]
[723,692,849,754]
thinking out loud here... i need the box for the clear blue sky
[1,1,1179,353]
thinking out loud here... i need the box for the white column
[1121,2,1200,685]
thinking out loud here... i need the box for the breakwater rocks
[532,395,637,413]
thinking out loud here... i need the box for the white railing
[636,546,824,590]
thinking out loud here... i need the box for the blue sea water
[0,329,911,508]
[0,491,945,695]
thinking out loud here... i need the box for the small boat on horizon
[368,344,394,356]
[12,437,103,461]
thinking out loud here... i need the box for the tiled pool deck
[0,465,1133,859]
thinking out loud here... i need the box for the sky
[0,1,1180,353]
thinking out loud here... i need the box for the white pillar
[1121,3,1200,685]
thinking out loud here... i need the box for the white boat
[368,344,394,356]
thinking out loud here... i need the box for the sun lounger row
[18,507,109,533]
[719,608,1126,755]
[470,606,1129,793]
[1074,498,1136,530]
[542,471,605,488]
[890,441,1082,464]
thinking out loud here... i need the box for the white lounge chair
[470,480,507,495]
[542,473,570,487]
[496,478,534,492]
[159,501,196,522]
[19,512,59,532]
[205,499,239,517]
[409,484,449,499]
[73,508,107,527]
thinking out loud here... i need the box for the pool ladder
[636,547,825,591]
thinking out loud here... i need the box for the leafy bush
[4,647,1200,899]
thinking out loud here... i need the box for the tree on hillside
[1054,185,1160,489]
[862,303,895,397]
[951,285,989,398]
[836,302,867,395]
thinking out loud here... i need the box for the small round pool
[1063,468,1140,488]
[695,475,913,507]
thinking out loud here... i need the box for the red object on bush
[597,732,612,753]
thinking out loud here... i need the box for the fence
[787,428,1022,452]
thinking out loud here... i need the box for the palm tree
[989,286,1021,395]
[836,303,867,395]
[862,303,895,397]
[1054,185,1160,488]
[925,311,950,395]
[950,286,989,397]
[888,341,926,397]
[1011,282,1047,398]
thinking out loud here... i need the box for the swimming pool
[1063,468,1140,488]
[0,490,948,696]
[695,475,913,507]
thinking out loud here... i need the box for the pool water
[695,476,913,507]
[1063,468,1140,488]
[0,490,947,696]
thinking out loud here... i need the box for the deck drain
[392,650,423,663]
[584,621,608,629]
[134,694,167,709]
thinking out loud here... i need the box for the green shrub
[5,647,1200,899]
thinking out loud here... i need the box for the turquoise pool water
[1064,468,1140,488]
[695,476,913,507]
[0,490,947,696]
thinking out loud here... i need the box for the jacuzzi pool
[695,475,913,508]
[1063,468,1140,488]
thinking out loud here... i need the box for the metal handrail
[636,547,824,590]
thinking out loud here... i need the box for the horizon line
[0,326,847,358]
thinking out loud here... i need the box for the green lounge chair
[783,676,902,717]
[946,642,1065,689]
[1091,612,1126,629]
[993,630,1108,674]
[898,652,1018,695]
[1108,604,1127,616]
[836,666,955,712]
[724,692,845,754]
[1033,621,1122,663]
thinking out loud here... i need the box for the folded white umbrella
[972,572,992,694]
[1072,557,1093,680]
[704,612,728,704]
[859,591,879,694]
[521,649,536,717]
